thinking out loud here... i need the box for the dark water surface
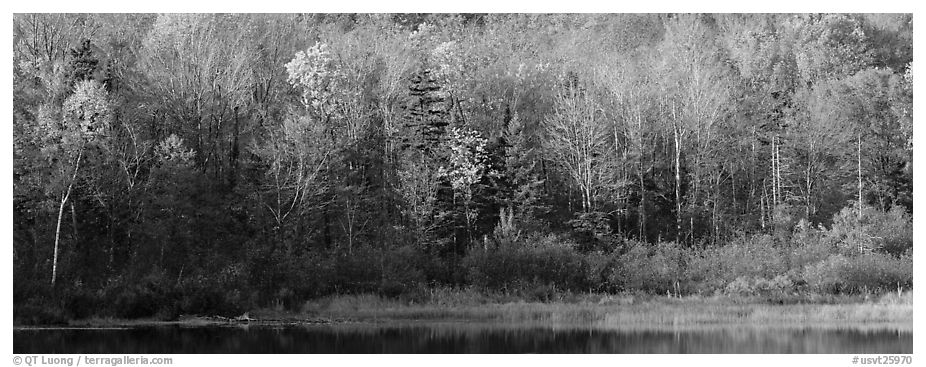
[14,322,912,354]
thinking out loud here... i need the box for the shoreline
[16,295,913,330]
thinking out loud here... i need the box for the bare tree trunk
[230,106,240,187]
[732,168,736,214]
[346,197,353,256]
[760,188,766,230]
[749,127,757,217]
[70,202,78,240]
[858,133,863,220]
[771,136,777,208]
[52,149,82,286]
[674,123,682,244]
[805,150,813,219]
[776,135,782,206]
[712,176,719,246]
[639,160,646,240]
[51,194,67,286]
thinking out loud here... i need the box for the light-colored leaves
[155,134,195,166]
[62,80,113,140]
[285,41,339,113]
[439,126,488,195]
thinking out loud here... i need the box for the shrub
[378,246,427,298]
[329,250,381,294]
[177,272,247,317]
[803,252,912,294]
[102,270,177,319]
[463,234,587,293]
[802,254,850,294]
[568,212,612,249]
[14,298,68,325]
[827,204,912,256]
[724,275,794,297]
[683,247,725,294]
[787,219,837,270]
[61,285,100,320]
[611,241,686,294]
[708,234,787,284]
[584,250,619,293]
[723,276,754,296]
[846,253,913,293]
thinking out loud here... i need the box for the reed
[298,292,913,327]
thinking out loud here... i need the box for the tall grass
[298,291,913,326]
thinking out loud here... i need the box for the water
[14,322,912,354]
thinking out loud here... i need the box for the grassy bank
[290,290,913,327]
[18,289,912,328]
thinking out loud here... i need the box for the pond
[14,322,912,354]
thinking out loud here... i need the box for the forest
[12,13,913,323]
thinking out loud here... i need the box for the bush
[14,298,68,325]
[697,234,787,287]
[803,252,913,294]
[567,211,612,250]
[378,246,427,298]
[683,247,725,294]
[584,250,619,293]
[245,243,440,306]
[787,219,838,270]
[724,275,794,297]
[463,234,587,294]
[101,270,177,319]
[827,205,912,256]
[177,273,247,317]
[329,249,382,294]
[610,241,686,294]
[61,285,100,320]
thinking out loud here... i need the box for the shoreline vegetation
[19,291,913,329]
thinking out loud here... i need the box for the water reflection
[14,323,912,354]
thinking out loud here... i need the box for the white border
[4,5,922,366]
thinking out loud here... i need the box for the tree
[785,81,852,222]
[439,126,489,244]
[45,80,113,285]
[840,68,911,211]
[399,69,453,153]
[892,64,912,153]
[717,14,800,232]
[139,14,255,177]
[397,150,444,249]
[252,114,330,255]
[499,112,544,225]
[65,39,100,88]
[543,80,613,214]
[792,14,872,85]
[599,50,658,240]
[394,63,457,252]
[144,134,196,268]
[658,14,734,243]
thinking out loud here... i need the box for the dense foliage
[13,14,912,323]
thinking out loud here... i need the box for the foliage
[827,204,913,256]
[802,253,912,294]
[463,234,587,294]
[11,14,914,322]
[61,80,113,144]
[611,241,687,294]
[285,42,340,115]
[723,275,794,297]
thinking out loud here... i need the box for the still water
[14,322,912,354]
